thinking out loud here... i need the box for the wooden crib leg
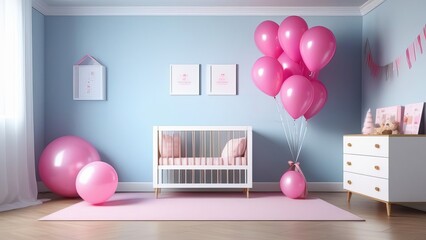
[155,188,160,198]
[246,188,250,198]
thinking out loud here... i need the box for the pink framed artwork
[402,102,424,134]
[375,105,404,132]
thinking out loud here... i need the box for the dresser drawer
[343,136,389,157]
[343,154,388,179]
[344,172,389,201]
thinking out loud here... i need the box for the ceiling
[41,0,371,7]
[32,0,385,16]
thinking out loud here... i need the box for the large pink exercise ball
[39,136,100,197]
[76,161,118,205]
[280,170,306,199]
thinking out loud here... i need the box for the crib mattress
[159,157,247,166]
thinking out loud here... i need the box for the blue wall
[362,0,426,120]
[37,15,362,183]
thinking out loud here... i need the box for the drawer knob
[346,161,352,166]
[375,144,380,149]
[374,165,380,170]
[347,180,352,185]
[347,143,352,147]
[375,187,380,192]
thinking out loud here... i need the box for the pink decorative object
[278,16,308,62]
[221,138,247,158]
[251,56,284,97]
[277,52,303,81]
[76,161,118,205]
[375,105,403,132]
[254,20,283,58]
[402,102,424,134]
[300,26,336,72]
[159,134,181,157]
[39,136,100,197]
[362,108,375,134]
[280,161,307,199]
[303,79,328,120]
[279,75,314,119]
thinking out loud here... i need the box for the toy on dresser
[362,109,400,135]
[374,120,399,135]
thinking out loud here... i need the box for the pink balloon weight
[39,136,100,197]
[277,52,303,81]
[278,16,308,62]
[279,75,314,119]
[254,20,283,58]
[300,26,336,72]
[252,56,284,97]
[280,170,306,199]
[76,161,118,205]
[304,80,328,120]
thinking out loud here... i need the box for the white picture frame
[73,55,106,101]
[170,64,200,95]
[402,102,424,134]
[207,64,237,95]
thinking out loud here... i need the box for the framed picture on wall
[206,64,237,95]
[170,64,200,95]
[73,55,106,100]
[402,102,424,134]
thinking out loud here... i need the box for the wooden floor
[0,192,425,240]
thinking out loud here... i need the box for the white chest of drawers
[343,135,426,216]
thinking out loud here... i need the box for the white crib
[153,126,252,198]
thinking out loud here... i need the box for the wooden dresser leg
[347,191,352,203]
[386,202,392,216]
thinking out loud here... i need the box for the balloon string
[295,119,308,162]
[274,97,295,160]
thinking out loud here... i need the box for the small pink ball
[280,170,306,199]
[76,161,118,204]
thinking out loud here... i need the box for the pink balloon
[279,75,314,119]
[300,26,336,72]
[277,52,303,81]
[76,161,118,205]
[254,20,283,58]
[278,16,308,62]
[252,56,284,97]
[280,170,306,199]
[304,80,328,120]
[39,136,100,197]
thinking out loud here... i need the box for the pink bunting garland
[365,24,426,78]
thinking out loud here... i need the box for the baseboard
[37,181,343,193]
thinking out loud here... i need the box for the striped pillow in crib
[159,134,181,157]
[221,138,247,159]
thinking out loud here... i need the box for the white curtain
[0,0,41,212]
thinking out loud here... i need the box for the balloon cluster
[252,16,336,120]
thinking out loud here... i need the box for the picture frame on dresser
[375,105,403,132]
[402,102,424,134]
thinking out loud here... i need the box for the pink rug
[39,192,363,221]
